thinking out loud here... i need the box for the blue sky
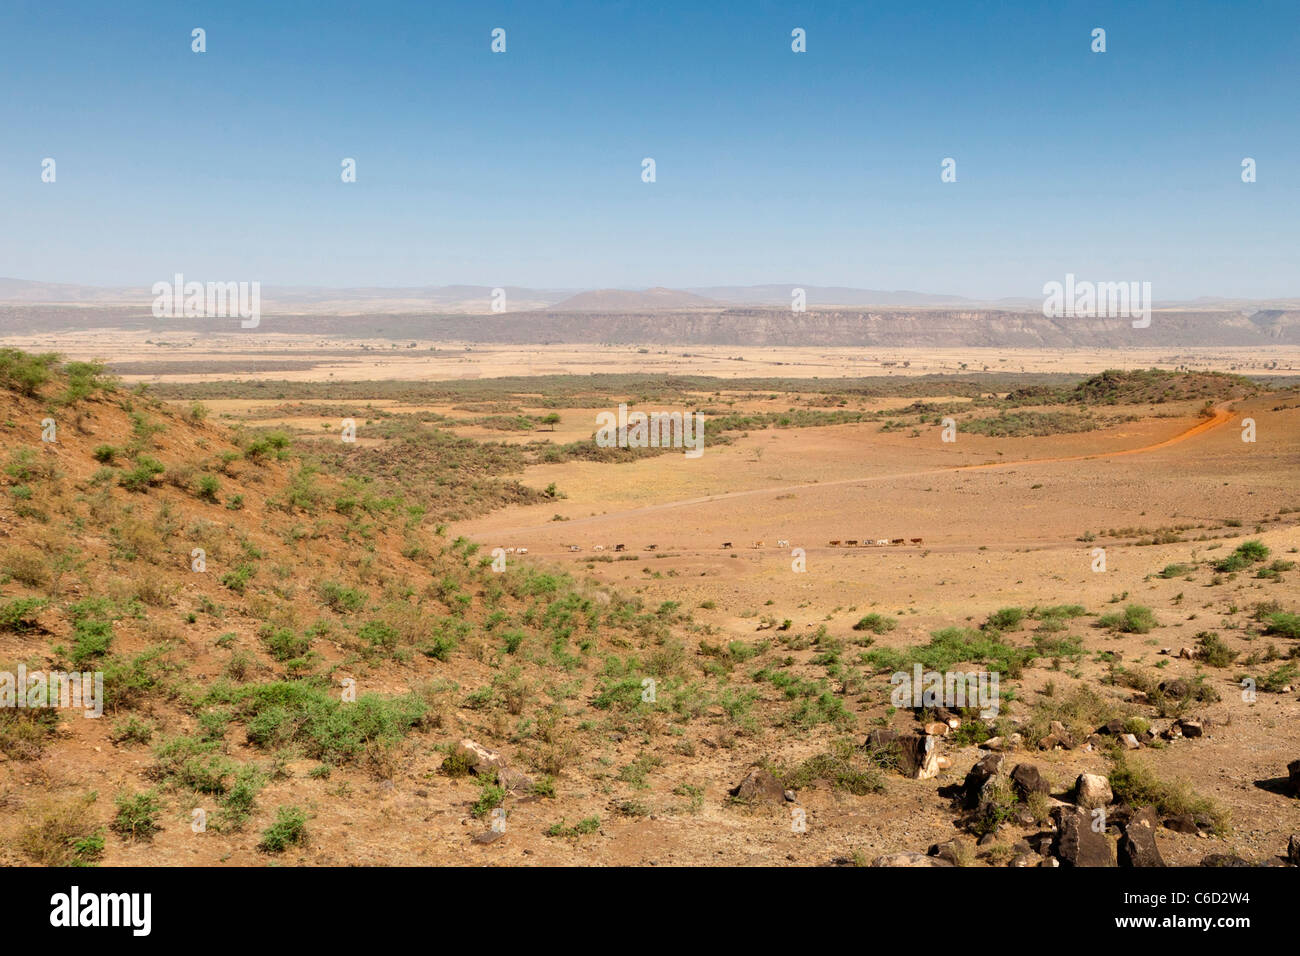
[1,0,1297,297]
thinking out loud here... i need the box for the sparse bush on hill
[1095,604,1158,634]
[852,613,896,635]
[258,805,308,853]
[0,349,60,397]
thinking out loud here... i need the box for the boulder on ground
[1288,834,1300,866]
[1074,773,1113,809]
[1288,758,1300,797]
[864,729,899,751]
[456,738,509,775]
[1010,763,1050,799]
[730,767,786,804]
[1200,854,1252,867]
[496,766,535,793]
[1163,813,1198,834]
[962,754,1004,809]
[1052,806,1115,867]
[928,837,973,865]
[896,733,941,780]
[1118,806,1166,867]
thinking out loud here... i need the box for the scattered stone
[472,829,506,845]
[1119,733,1141,750]
[1052,806,1115,867]
[977,832,998,846]
[1075,773,1113,809]
[1042,721,1076,749]
[1288,758,1300,797]
[456,738,509,775]
[962,754,1004,809]
[1118,807,1166,867]
[924,721,950,737]
[497,767,535,793]
[1100,719,1126,735]
[1200,853,1252,867]
[1161,678,1191,699]
[1288,834,1300,866]
[1010,854,1037,867]
[1025,832,1055,856]
[935,756,952,771]
[783,789,797,802]
[730,768,786,804]
[1163,813,1198,834]
[1178,719,1204,739]
[929,837,973,865]
[1011,763,1050,799]
[865,729,899,751]
[871,851,954,867]
[1177,647,1193,660]
[895,734,941,780]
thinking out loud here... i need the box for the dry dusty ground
[4,330,1298,383]
[2,347,1296,868]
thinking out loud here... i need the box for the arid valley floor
[1,338,1297,867]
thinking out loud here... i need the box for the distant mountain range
[3,303,1298,349]
[7,277,1296,314]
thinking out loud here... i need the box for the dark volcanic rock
[730,768,786,804]
[962,754,1005,809]
[1118,807,1166,867]
[1053,806,1115,867]
[1011,763,1050,799]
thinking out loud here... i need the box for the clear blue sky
[2,0,1297,298]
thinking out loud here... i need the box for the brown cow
[722,542,733,549]
[910,537,923,545]
[614,543,625,552]
[829,540,841,547]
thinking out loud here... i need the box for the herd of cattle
[828,537,923,547]
[541,539,922,553]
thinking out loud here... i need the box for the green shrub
[1096,604,1158,634]
[318,581,366,613]
[984,607,1025,630]
[111,790,163,840]
[852,613,896,634]
[0,597,47,632]
[118,456,165,492]
[258,805,308,852]
[196,474,221,503]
